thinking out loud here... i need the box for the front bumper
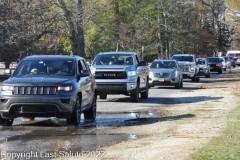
[182,72,195,78]
[149,76,180,86]
[199,68,209,76]
[210,66,222,72]
[0,95,75,119]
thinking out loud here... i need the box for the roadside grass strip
[189,106,240,160]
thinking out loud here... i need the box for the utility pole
[142,46,144,60]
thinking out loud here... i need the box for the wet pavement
[0,111,158,160]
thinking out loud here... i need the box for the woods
[0,0,239,64]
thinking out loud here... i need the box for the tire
[130,82,139,102]
[205,74,210,78]
[218,69,222,74]
[196,76,200,82]
[233,65,235,68]
[0,116,13,126]
[180,79,183,88]
[99,94,107,99]
[141,81,149,99]
[175,78,181,89]
[67,96,81,125]
[224,68,226,71]
[192,75,196,82]
[84,93,97,121]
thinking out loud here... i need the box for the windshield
[227,53,240,57]
[223,57,229,61]
[198,59,206,65]
[150,61,176,69]
[172,56,193,62]
[13,59,75,76]
[92,54,135,65]
[206,58,220,62]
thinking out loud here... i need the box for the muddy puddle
[0,111,158,159]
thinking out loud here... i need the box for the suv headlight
[127,71,137,77]
[1,85,14,91]
[91,68,96,75]
[171,70,178,77]
[57,86,73,92]
[149,72,154,77]
[190,64,194,71]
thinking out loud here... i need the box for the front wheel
[175,78,181,89]
[67,96,81,125]
[141,81,149,99]
[180,79,183,88]
[192,75,196,82]
[130,82,139,102]
[0,116,13,126]
[84,93,97,121]
[195,76,200,82]
[205,74,210,78]
[99,94,107,99]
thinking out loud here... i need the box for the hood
[2,76,73,85]
[199,64,206,68]
[177,61,194,65]
[208,62,220,65]
[150,68,175,73]
[91,65,136,72]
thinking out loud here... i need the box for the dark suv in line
[206,57,223,74]
[0,55,97,126]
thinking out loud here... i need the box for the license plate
[210,67,213,69]
[159,78,164,82]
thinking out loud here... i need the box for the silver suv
[149,59,183,89]
[91,51,149,102]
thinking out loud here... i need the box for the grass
[189,106,240,160]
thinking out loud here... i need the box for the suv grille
[13,86,57,95]
[95,71,127,79]
[210,64,218,67]
[179,64,189,72]
[154,73,170,78]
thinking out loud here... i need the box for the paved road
[0,68,234,159]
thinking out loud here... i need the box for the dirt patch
[100,69,240,160]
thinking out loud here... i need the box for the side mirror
[138,60,148,66]
[80,69,90,77]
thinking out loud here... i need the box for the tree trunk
[76,0,85,58]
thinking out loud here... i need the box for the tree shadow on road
[102,96,223,105]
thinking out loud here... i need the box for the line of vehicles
[0,51,238,126]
